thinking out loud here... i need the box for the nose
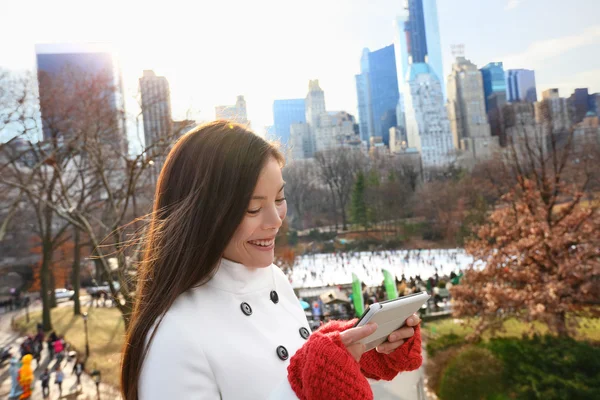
[263,202,283,231]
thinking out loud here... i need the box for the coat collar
[207,258,275,294]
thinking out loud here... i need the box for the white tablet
[354,291,430,351]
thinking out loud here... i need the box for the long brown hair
[121,121,284,399]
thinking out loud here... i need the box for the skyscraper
[447,57,499,161]
[305,80,326,129]
[506,69,537,103]
[480,62,507,112]
[291,80,360,160]
[404,63,455,170]
[139,70,172,181]
[215,95,248,125]
[272,99,306,146]
[368,45,399,146]
[395,0,445,100]
[139,70,172,150]
[36,43,127,152]
[355,45,399,146]
[355,49,374,143]
[536,89,571,148]
[569,88,591,124]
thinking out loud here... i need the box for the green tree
[350,171,368,230]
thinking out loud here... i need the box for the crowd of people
[8,323,86,399]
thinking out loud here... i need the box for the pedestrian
[55,366,64,397]
[53,336,64,364]
[72,358,85,386]
[40,368,50,398]
[120,121,423,400]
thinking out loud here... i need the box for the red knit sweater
[287,319,422,400]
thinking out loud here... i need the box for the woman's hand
[339,323,378,362]
[374,313,420,354]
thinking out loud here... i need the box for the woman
[121,121,422,399]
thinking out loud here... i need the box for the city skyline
[2,0,600,151]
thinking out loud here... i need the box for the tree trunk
[555,311,569,337]
[40,243,53,331]
[72,227,82,316]
[328,186,338,232]
[49,271,57,309]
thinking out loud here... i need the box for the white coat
[139,258,309,399]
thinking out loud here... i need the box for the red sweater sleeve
[359,324,422,381]
[287,321,373,400]
[287,319,423,399]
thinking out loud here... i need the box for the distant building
[480,62,507,112]
[536,89,571,149]
[487,91,508,146]
[291,80,361,160]
[139,70,172,149]
[289,123,314,160]
[503,102,545,157]
[355,49,374,143]
[447,56,499,162]
[272,99,305,146]
[355,45,399,146]
[389,126,407,154]
[139,70,173,182]
[403,63,455,170]
[215,95,248,125]
[36,43,127,153]
[369,136,388,159]
[314,111,358,154]
[506,69,537,103]
[396,0,445,99]
[589,93,600,115]
[573,111,600,152]
[172,119,196,137]
[569,88,591,124]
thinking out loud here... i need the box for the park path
[0,306,121,400]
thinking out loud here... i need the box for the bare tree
[282,160,318,230]
[315,148,366,231]
[452,101,600,338]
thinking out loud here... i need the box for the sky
[2,0,600,149]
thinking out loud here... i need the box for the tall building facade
[272,99,306,146]
[139,70,172,150]
[291,80,361,160]
[404,63,455,170]
[355,49,374,143]
[36,43,127,153]
[536,89,571,147]
[305,80,326,130]
[368,45,399,146]
[506,69,537,103]
[355,46,398,145]
[569,88,591,124]
[447,57,499,161]
[395,0,445,100]
[480,62,507,112]
[215,95,248,125]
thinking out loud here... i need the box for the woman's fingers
[376,339,404,354]
[405,313,421,327]
[387,326,415,342]
[340,323,377,347]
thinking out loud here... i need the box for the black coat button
[270,290,279,304]
[276,345,288,361]
[299,327,310,340]
[240,302,252,316]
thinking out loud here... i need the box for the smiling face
[223,157,287,268]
